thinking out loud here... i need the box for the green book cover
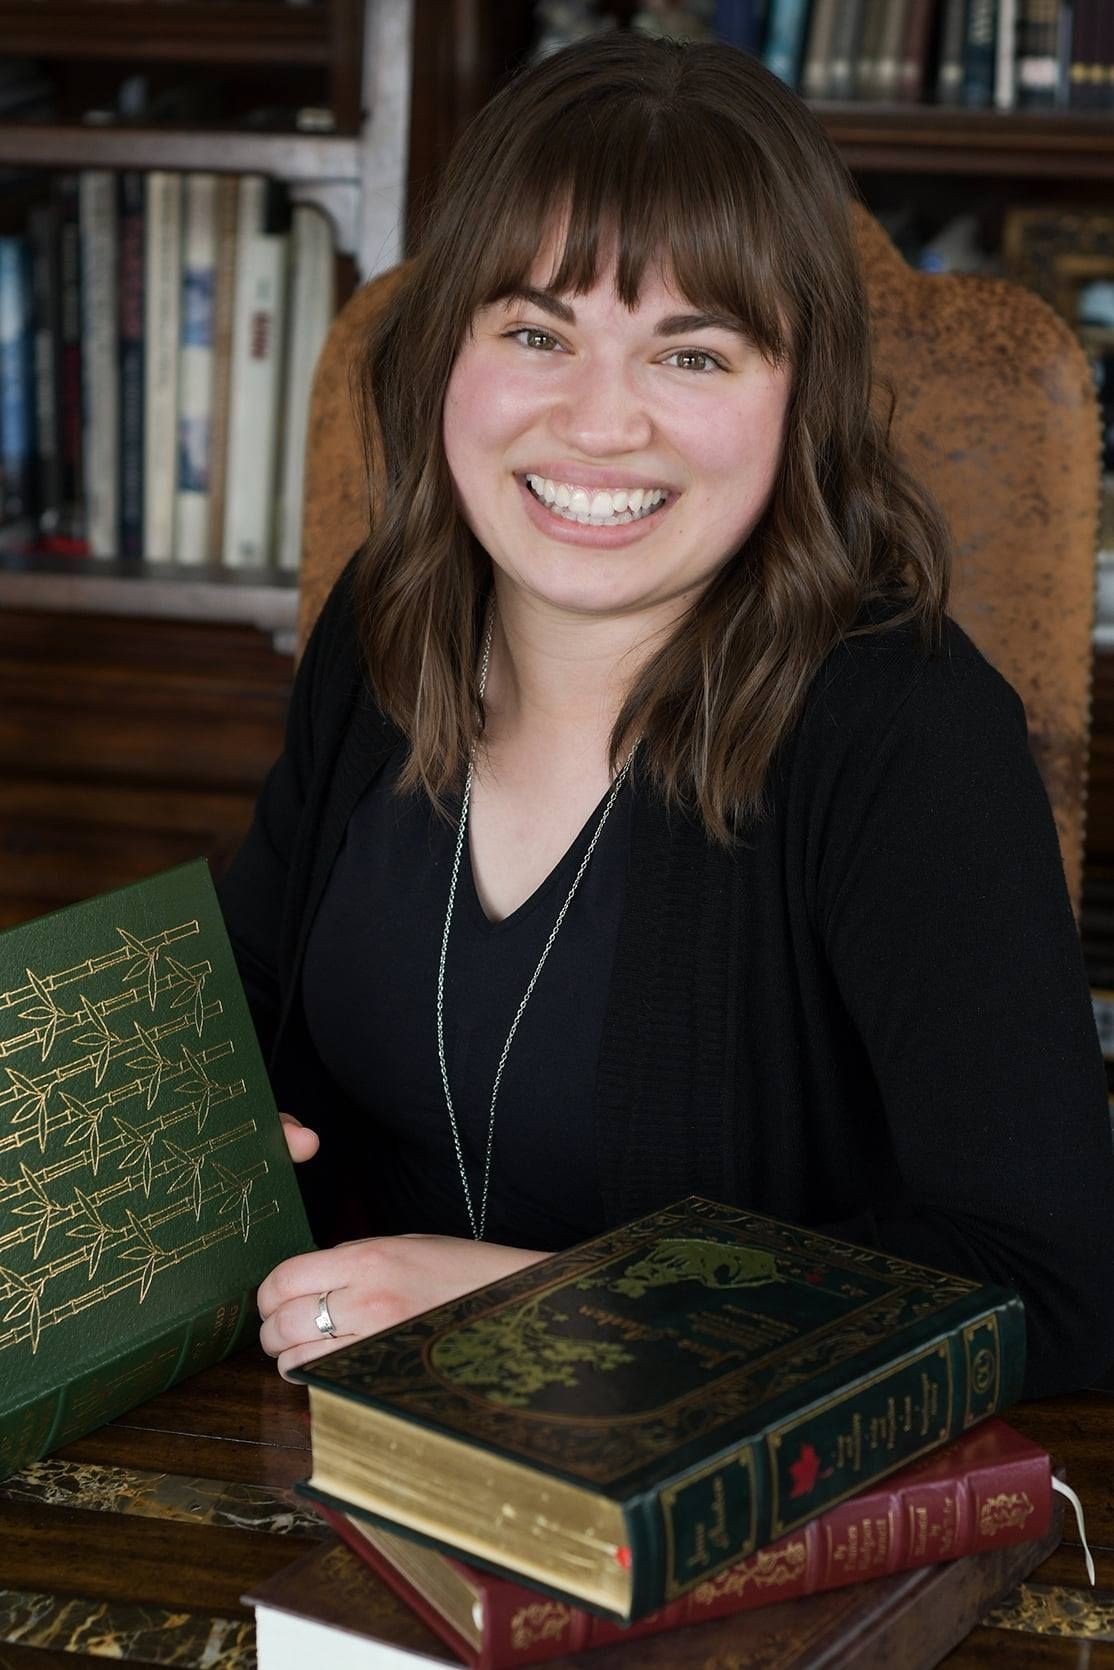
[0,859,313,1479]
[293,1198,1025,1623]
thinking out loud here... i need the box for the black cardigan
[218,563,1114,1399]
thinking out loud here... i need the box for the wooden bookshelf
[0,122,360,180]
[0,2,332,66]
[814,104,1114,180]
[0,554,298,643]
[0,0,366,131]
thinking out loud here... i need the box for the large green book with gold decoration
[293,1198,1025,1625]
[0,859,313,1479]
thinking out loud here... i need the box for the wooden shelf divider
[0,555,298,639]
[0,122,360,179]
[814,103,1114,179]
[0,0,331,64]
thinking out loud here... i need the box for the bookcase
[0,0,412,927]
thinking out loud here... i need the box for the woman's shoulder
[804,608,1027,747]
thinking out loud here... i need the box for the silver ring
[313,1290,338,1338]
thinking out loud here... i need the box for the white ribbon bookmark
[1052,1478,1096,1586]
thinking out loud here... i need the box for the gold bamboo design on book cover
[0,899,274,1358]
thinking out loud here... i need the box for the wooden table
[0,1348,1110,1668]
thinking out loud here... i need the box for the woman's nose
[550,363,654,457]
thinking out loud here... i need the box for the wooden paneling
[0,611,290,928]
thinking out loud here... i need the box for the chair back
[300,208,1100,907]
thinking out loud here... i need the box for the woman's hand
[280,1112,319,1163]
[257,1235,551,1378]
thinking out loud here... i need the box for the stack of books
[246,1199,1064,1668]
[713,1,1094,112]
[1,165,335,572]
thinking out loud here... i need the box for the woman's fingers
[279,1111,320,1163]
[259,1288,351,1358]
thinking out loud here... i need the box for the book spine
[174,173,218,568]
[1017,0,1062,106]
[801,0,840,99]
[204,174,240,565]
[936,0,971,102]
[53,173,86,553]
[222,177,289,568]
[143,171,183,563]
[898,0,937,99]
[853,0,888,99]
[627,1296,1026,1618]
[0,1289,255,1478]
[875,0,910,100]
[963,0,998,105]
[762,0,812,86]
[994,0,1019,106]
[28,203,62,541]
[275,205,335,574]
[1101,0,1114,108]
[1090,0,1108,110]
[1068,0,1093,108]
[0,236,35,536]
[79,171,118,559]
[117,170,145,563]
[827,0,867,100]
[713,0,764,51]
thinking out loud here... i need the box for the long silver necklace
[435,613,638,1241]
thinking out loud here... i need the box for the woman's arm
[814,633,1114,1398]
[217,562,360,1057]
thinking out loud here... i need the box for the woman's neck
[484,582,680,751]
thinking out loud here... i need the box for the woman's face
[442,246,793,627]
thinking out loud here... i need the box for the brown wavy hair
[353,31,950,841]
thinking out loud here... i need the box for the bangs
[464,100,794,366]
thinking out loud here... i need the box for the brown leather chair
[298,207,1101,909]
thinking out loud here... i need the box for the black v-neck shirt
[302,743,633,1248]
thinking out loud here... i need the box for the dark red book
[313,1419,1052,1669]
[248,1481,1063,1670]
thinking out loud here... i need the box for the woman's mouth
[523,473,669,527]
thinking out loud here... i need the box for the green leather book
[292,1198,1025,1625]
[0,859,313,1479]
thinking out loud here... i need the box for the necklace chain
[435,611,638,1241]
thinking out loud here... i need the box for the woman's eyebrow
[495,288,749,339]
[495,287,576,324]
[655,311,750,338]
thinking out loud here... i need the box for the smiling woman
[219,31,1114,1401]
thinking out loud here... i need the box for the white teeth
[524,474,668,526]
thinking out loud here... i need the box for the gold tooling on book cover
[308,1390,631,1615]
[0,909,272,1357]
[320,1201,991,1490]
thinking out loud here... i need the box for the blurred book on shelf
[0,161,337,571]
[539,1,1109,111]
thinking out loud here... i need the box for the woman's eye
[508,327,562,352]
[664,348,723,373]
